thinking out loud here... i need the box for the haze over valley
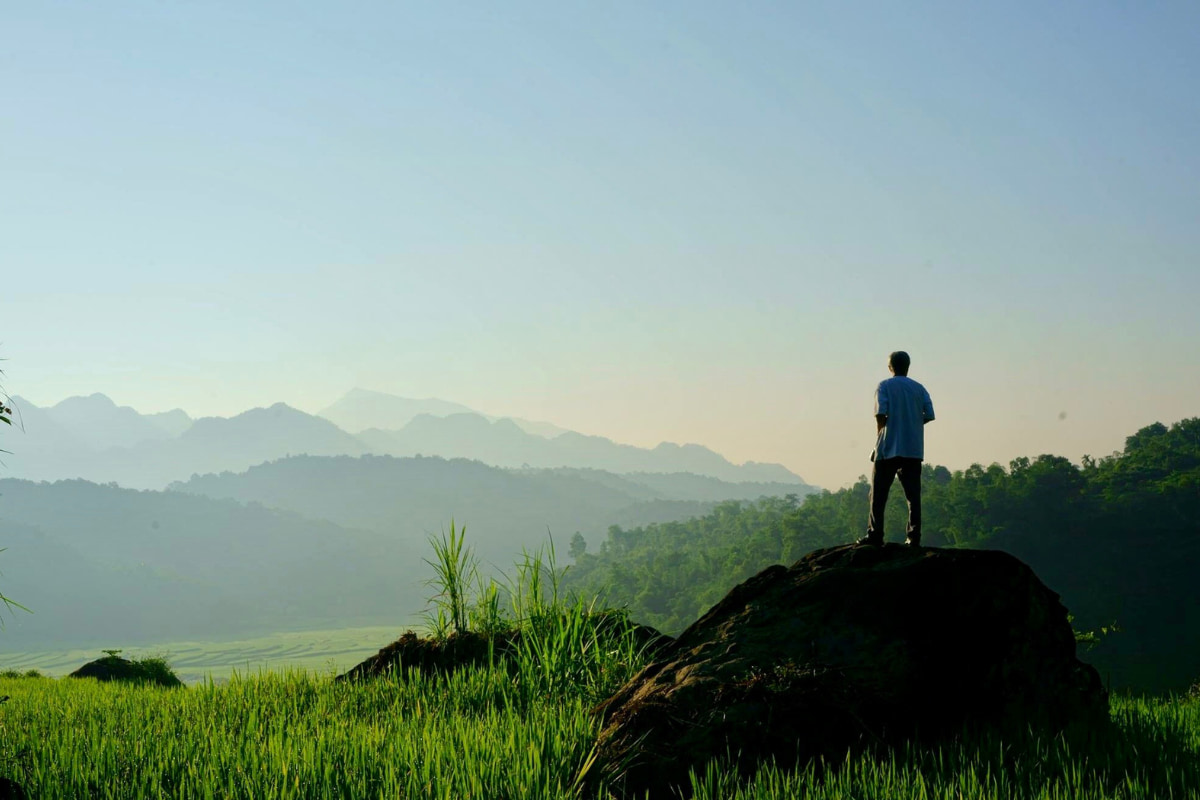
[0,387,814,653]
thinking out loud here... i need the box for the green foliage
[129,654,184,689]
[420,525,652,704]
[422,520,477,636]
[0,666,606,798]
[568,531,587,560]
[565,418,1200,692]
[1070,615,1121,653]
[3,668,1200,796]
[78,652,184,688]
[0,669,42,679]
[504,539,647,702]
[564,494,838,634]
[687,695,1200,799]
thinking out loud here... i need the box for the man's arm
[874,382,888,432]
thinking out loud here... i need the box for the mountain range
[0,388,817,651]
[4,390,812,491]
[0,455,812,649]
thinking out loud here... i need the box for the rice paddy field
[1,665,1199,799]
[0,626,414,684]
[3,538,1198,800]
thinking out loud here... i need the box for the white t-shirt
[874,376,935,461]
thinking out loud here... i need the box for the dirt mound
[339,613,672,683]
[68,654,182,688]
[587,543,1108,799]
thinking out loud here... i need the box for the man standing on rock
[857,351,935,547]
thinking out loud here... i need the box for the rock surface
[0,777,26,800]
[338,630,516,682]
[588,543,1107,799]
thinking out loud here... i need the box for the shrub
[68,652,183,688]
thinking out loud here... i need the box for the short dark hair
[889,351,911,373]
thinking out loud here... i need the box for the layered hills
[0,478,424,649]
[0,389,814,652]
[168,455,806,563]
[0,457,806,648]
[5,390,812,491]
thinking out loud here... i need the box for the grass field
[1,667,1198,799]
[3,537,1196,799]
[0,626,415,683]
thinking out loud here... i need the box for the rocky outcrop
[587,543,1107,799]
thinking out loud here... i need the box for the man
[857,351,935,547]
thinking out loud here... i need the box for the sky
[3,1,1198,489]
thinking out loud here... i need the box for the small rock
[0,776,27,800]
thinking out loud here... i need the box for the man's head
[888,351,911,376]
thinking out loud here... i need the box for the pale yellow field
[0,625,416,683]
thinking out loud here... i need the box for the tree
[568,532,587,561]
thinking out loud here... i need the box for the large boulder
[588,543,1107,799]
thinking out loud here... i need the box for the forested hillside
[0,479,425,648]
[170,455,800,562]
[565,418,1200,693]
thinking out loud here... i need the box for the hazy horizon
[6,385,1194,491]
[5,2,1198,489]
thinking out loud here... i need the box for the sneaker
[904,536,921,547]
[856,534,883,547]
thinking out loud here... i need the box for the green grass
[686,694,1200,799]
[0,666,601,799]
[2,530,1197,798]
[0,535,656,798]
[2,671,1199,799]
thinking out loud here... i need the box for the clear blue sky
[4,1,1198,488]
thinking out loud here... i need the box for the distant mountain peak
[344,387,450,403]
[318,389,480,434]
[54,392,118,409]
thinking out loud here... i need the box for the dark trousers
[868,457,922,540]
